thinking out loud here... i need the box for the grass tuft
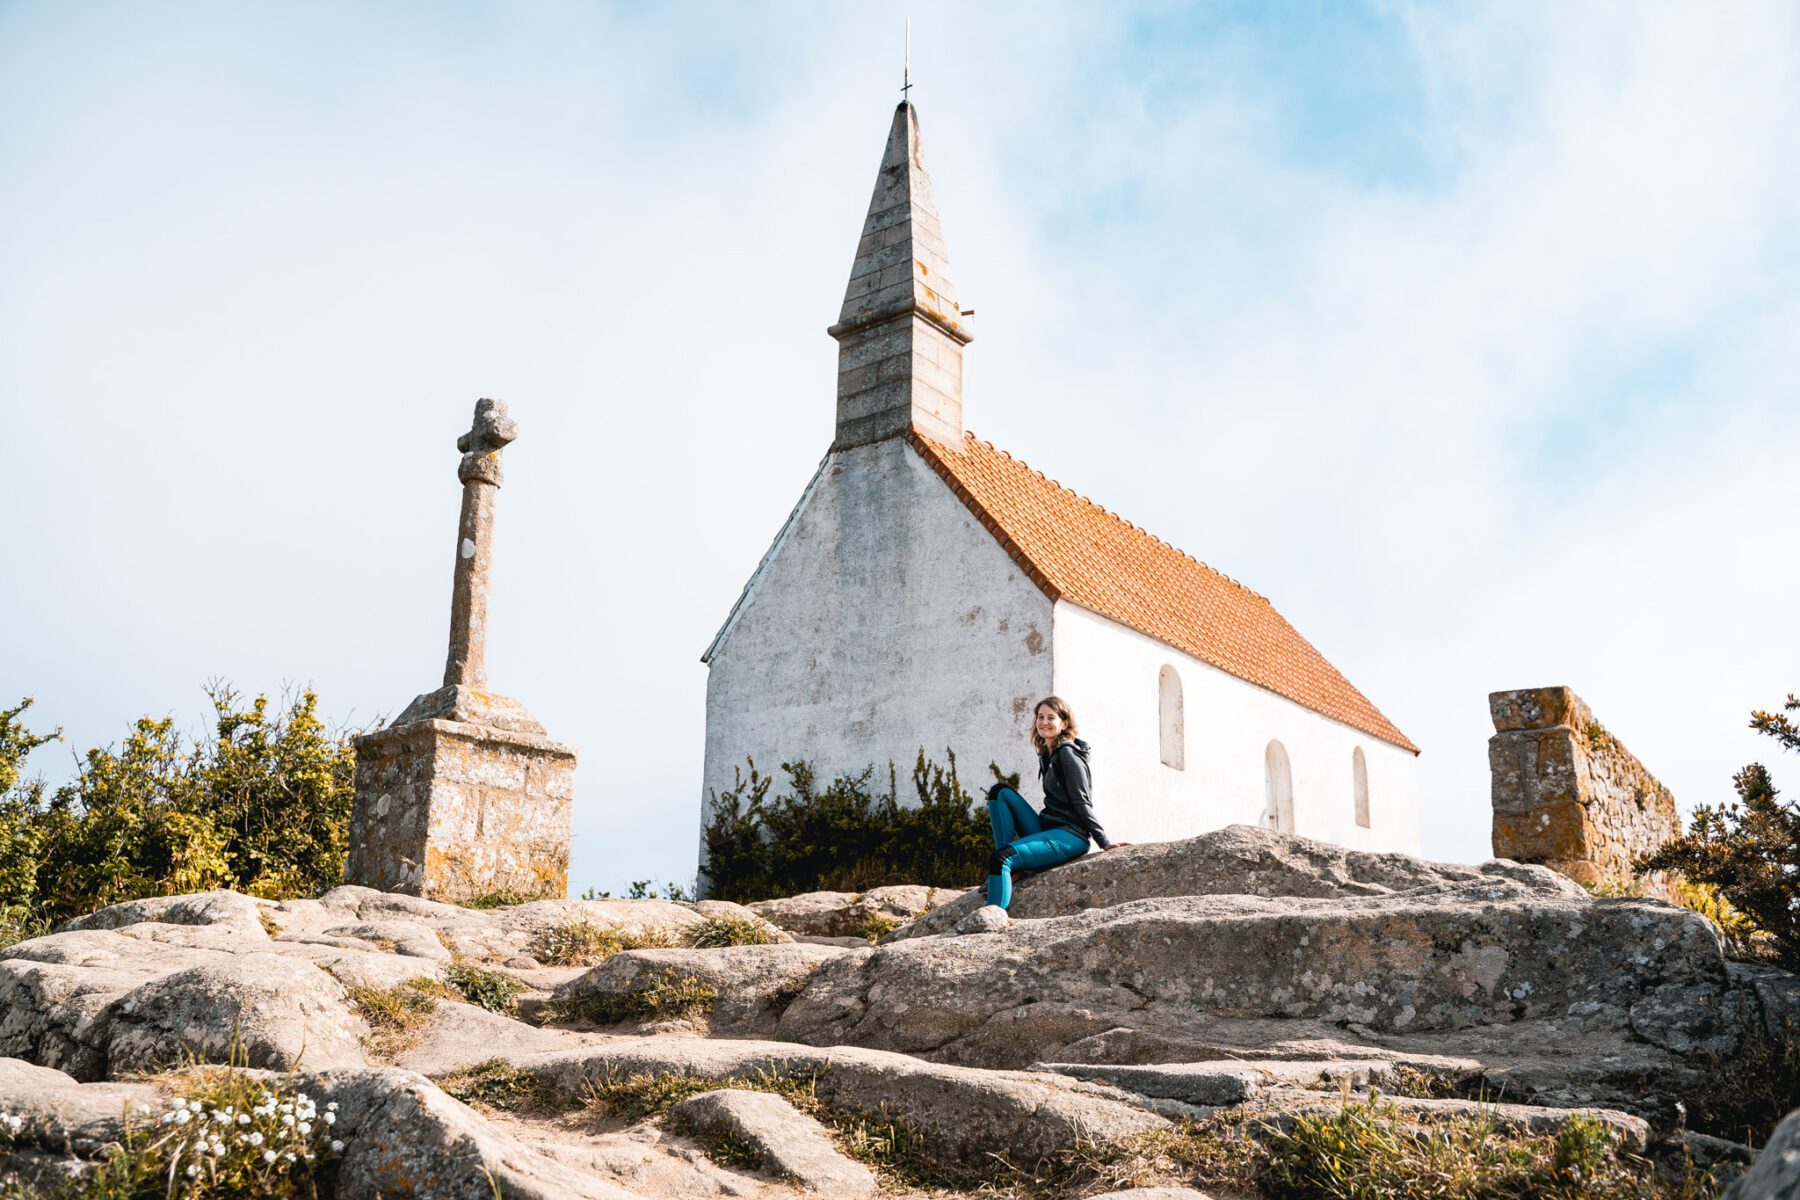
[436,1057,573,1117]
[685,915,778,949]
[444,962,524,1014]
[347,978,443,1058]
[852,913,900,942]
[546,971,718,1026]
[527,921,674,966]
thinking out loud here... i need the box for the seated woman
[982,695,1125,913]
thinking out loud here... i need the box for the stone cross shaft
[444,398,518,689]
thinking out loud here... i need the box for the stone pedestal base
[346,710,575,902]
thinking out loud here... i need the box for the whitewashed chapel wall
[1049,602,1420,854]
[700,438,1053,855]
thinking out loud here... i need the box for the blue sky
[4,1,1797,894]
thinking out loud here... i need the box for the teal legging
[985,786,1089,909]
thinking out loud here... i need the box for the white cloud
[2,2,1795,890]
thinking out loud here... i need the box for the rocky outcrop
[1,825,1791,1195]
[0,886,787,1081]
[784,881,1734,1070]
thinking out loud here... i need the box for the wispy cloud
[2,2,1795,889]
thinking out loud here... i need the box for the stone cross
[444,398,518,689]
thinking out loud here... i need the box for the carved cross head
[456,398,518,486]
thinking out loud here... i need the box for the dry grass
[347,977,444,1058]
[527,920,674,966]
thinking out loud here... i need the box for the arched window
[1353,747,1370,829]
[1158,665,1185,770]
[1264,740,1294,834]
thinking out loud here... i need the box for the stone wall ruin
[1489,686,1681,899]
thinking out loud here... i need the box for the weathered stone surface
[306,1066,640,1200]
[670,1088,876,1197]
[1038,1059,1396,1106]
[551,944,860,1035]
[0,1057,161,1156]
[1723,1105,1800,1200]
[516,1036,1168,1166]
[790,882,1733,1068]
[1489,687,1682,898]
[748,885,948,938]
[894,824,1585,939]
[1088,1190,1219,1200]
[106,953,365,1075]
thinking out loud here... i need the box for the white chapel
[699,102,1421,856]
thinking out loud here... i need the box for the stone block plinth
[1489,686,1680,899]
[346,714,574,902]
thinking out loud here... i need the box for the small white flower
[213,1110,231,1123]
[248,1132,264,1147]
[263,1149,277,1163]
[173,1110,192,1125]
[284,1152,296,1162]
[297,1121,311,1136]
[210,1141,226,1155]
[322,1111,335,1125]
[326,1101,338,1110]
[278,1103,292,1114]
[185,1164,199,1178]
[237,1113,251,1125]
[330,1139,344,1152]
[135,1104,152,1116]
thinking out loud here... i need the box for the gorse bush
[0,687,360,935]
[1639,691,1800,970]
[699,750,996,901]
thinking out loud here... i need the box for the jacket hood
[1056,738,1091,763]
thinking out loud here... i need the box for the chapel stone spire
[828,101,973,450]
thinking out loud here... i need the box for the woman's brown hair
[1030,695,1079,756]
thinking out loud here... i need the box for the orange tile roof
[910,430,1419,754]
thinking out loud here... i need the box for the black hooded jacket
[1037,739,1111,849]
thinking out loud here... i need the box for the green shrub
[1639,692,1800,969]
[0,687,360,931]
[699,750,998,901]
[444,962,523,1014]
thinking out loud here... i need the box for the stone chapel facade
[699,102,1420,863]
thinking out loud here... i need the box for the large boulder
[106,953,365,1074]
[773,877,1748,1124]
[895,825,1585,939]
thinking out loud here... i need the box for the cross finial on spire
[902,18,911,100]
